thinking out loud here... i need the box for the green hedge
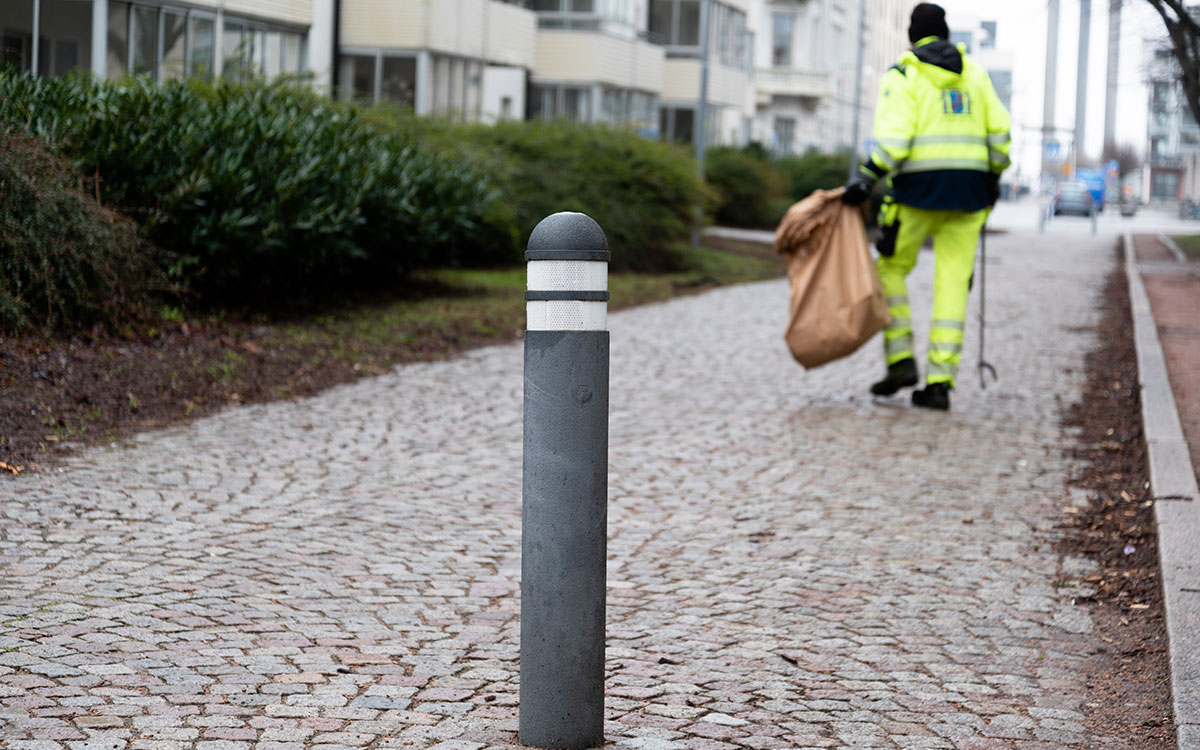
[0,73,510,303]
[372,112,707,272]
[701,145,851,229]
[704,146,788,228]
[0,131,162,332]
[777,149,852,203]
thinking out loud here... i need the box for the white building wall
[864,0,909,147]
[221,0,311,26]
[535,31,663,92]
[340,0,535,68]
[340,0,427,49]
[481,66,526,122]
[309,0,335,92]
[661,58,747,109]
[752,0,864,154]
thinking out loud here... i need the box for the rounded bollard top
[526,212,610,262]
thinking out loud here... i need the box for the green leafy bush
[0,73,511,303]
[373,113,706,272]
[0,131,162,332]
[777,149,852,202]
[704,146,788,228]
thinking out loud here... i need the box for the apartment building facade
[749,0,907,157]
[337,0,535,121]
[0,0,324,84]
[1144,48,1200,203]
[3,0,906,152]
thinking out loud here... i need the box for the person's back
[879,37,1010,212]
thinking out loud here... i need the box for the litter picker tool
[977,222,998,389]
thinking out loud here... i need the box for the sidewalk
[0,226,1185,749]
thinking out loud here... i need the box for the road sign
[1045,141,1063,163]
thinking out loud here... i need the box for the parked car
[1053,183,1095,217]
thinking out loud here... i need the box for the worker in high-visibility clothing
[843,3,1011,411]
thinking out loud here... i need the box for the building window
[531,83,591,122]
[649,0,700,47]
[381,56,417,110]
[533,0,606,29]
[1151,171,1178,200]
[949,30,972,52]
[344,54,376,102]
[651,0,746,62]
[1,0,96,78]
[774,116,795,154]
[188,15,214,78]
[660,106,695,143]
[132,5,158,77]
[222,17,302,82]
[161,9,187,80]
[1,1,34,73]
[598,86,658,128]
[771,12,792,67]
[711,3,747,67]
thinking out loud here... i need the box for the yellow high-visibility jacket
[862,37,1011,211]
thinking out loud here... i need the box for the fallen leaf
[0,461,22,476]
[43,435,59,442]
[1130,603,1150,610]
[962,518,974,524]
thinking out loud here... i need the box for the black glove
[987,174,1001,205]
[876,221,900,257]
[842,174,876,206]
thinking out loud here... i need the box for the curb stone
[1125,232,1200,749]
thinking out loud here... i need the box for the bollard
[520,212,609,749]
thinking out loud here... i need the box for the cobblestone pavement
[3,230,1128,749]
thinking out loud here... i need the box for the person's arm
[844,65,915,205]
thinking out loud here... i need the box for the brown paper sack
[774,187,891,369]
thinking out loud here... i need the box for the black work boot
[870,358,919,395]
[912,382,951,410]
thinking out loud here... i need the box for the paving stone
[0,232,1133,747]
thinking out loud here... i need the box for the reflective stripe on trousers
[875,205,988,386]
[882,294,914,365]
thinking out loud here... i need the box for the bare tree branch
[1144,0,1200,128]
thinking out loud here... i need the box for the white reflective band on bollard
[527,260,608,293]
[526,300,607,332]
[526,260,608,331]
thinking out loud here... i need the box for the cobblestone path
[3,231,1122,749]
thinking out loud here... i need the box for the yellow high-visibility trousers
[876,205,988,387]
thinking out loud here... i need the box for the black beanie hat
[909,3,950,44]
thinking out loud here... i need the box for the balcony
[756,67,834,101]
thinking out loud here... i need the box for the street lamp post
[847,0,868,181]
[691,0,712,247]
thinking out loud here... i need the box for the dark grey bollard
[520,212,609,749]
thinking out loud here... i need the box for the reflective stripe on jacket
[865,37,1011,211]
